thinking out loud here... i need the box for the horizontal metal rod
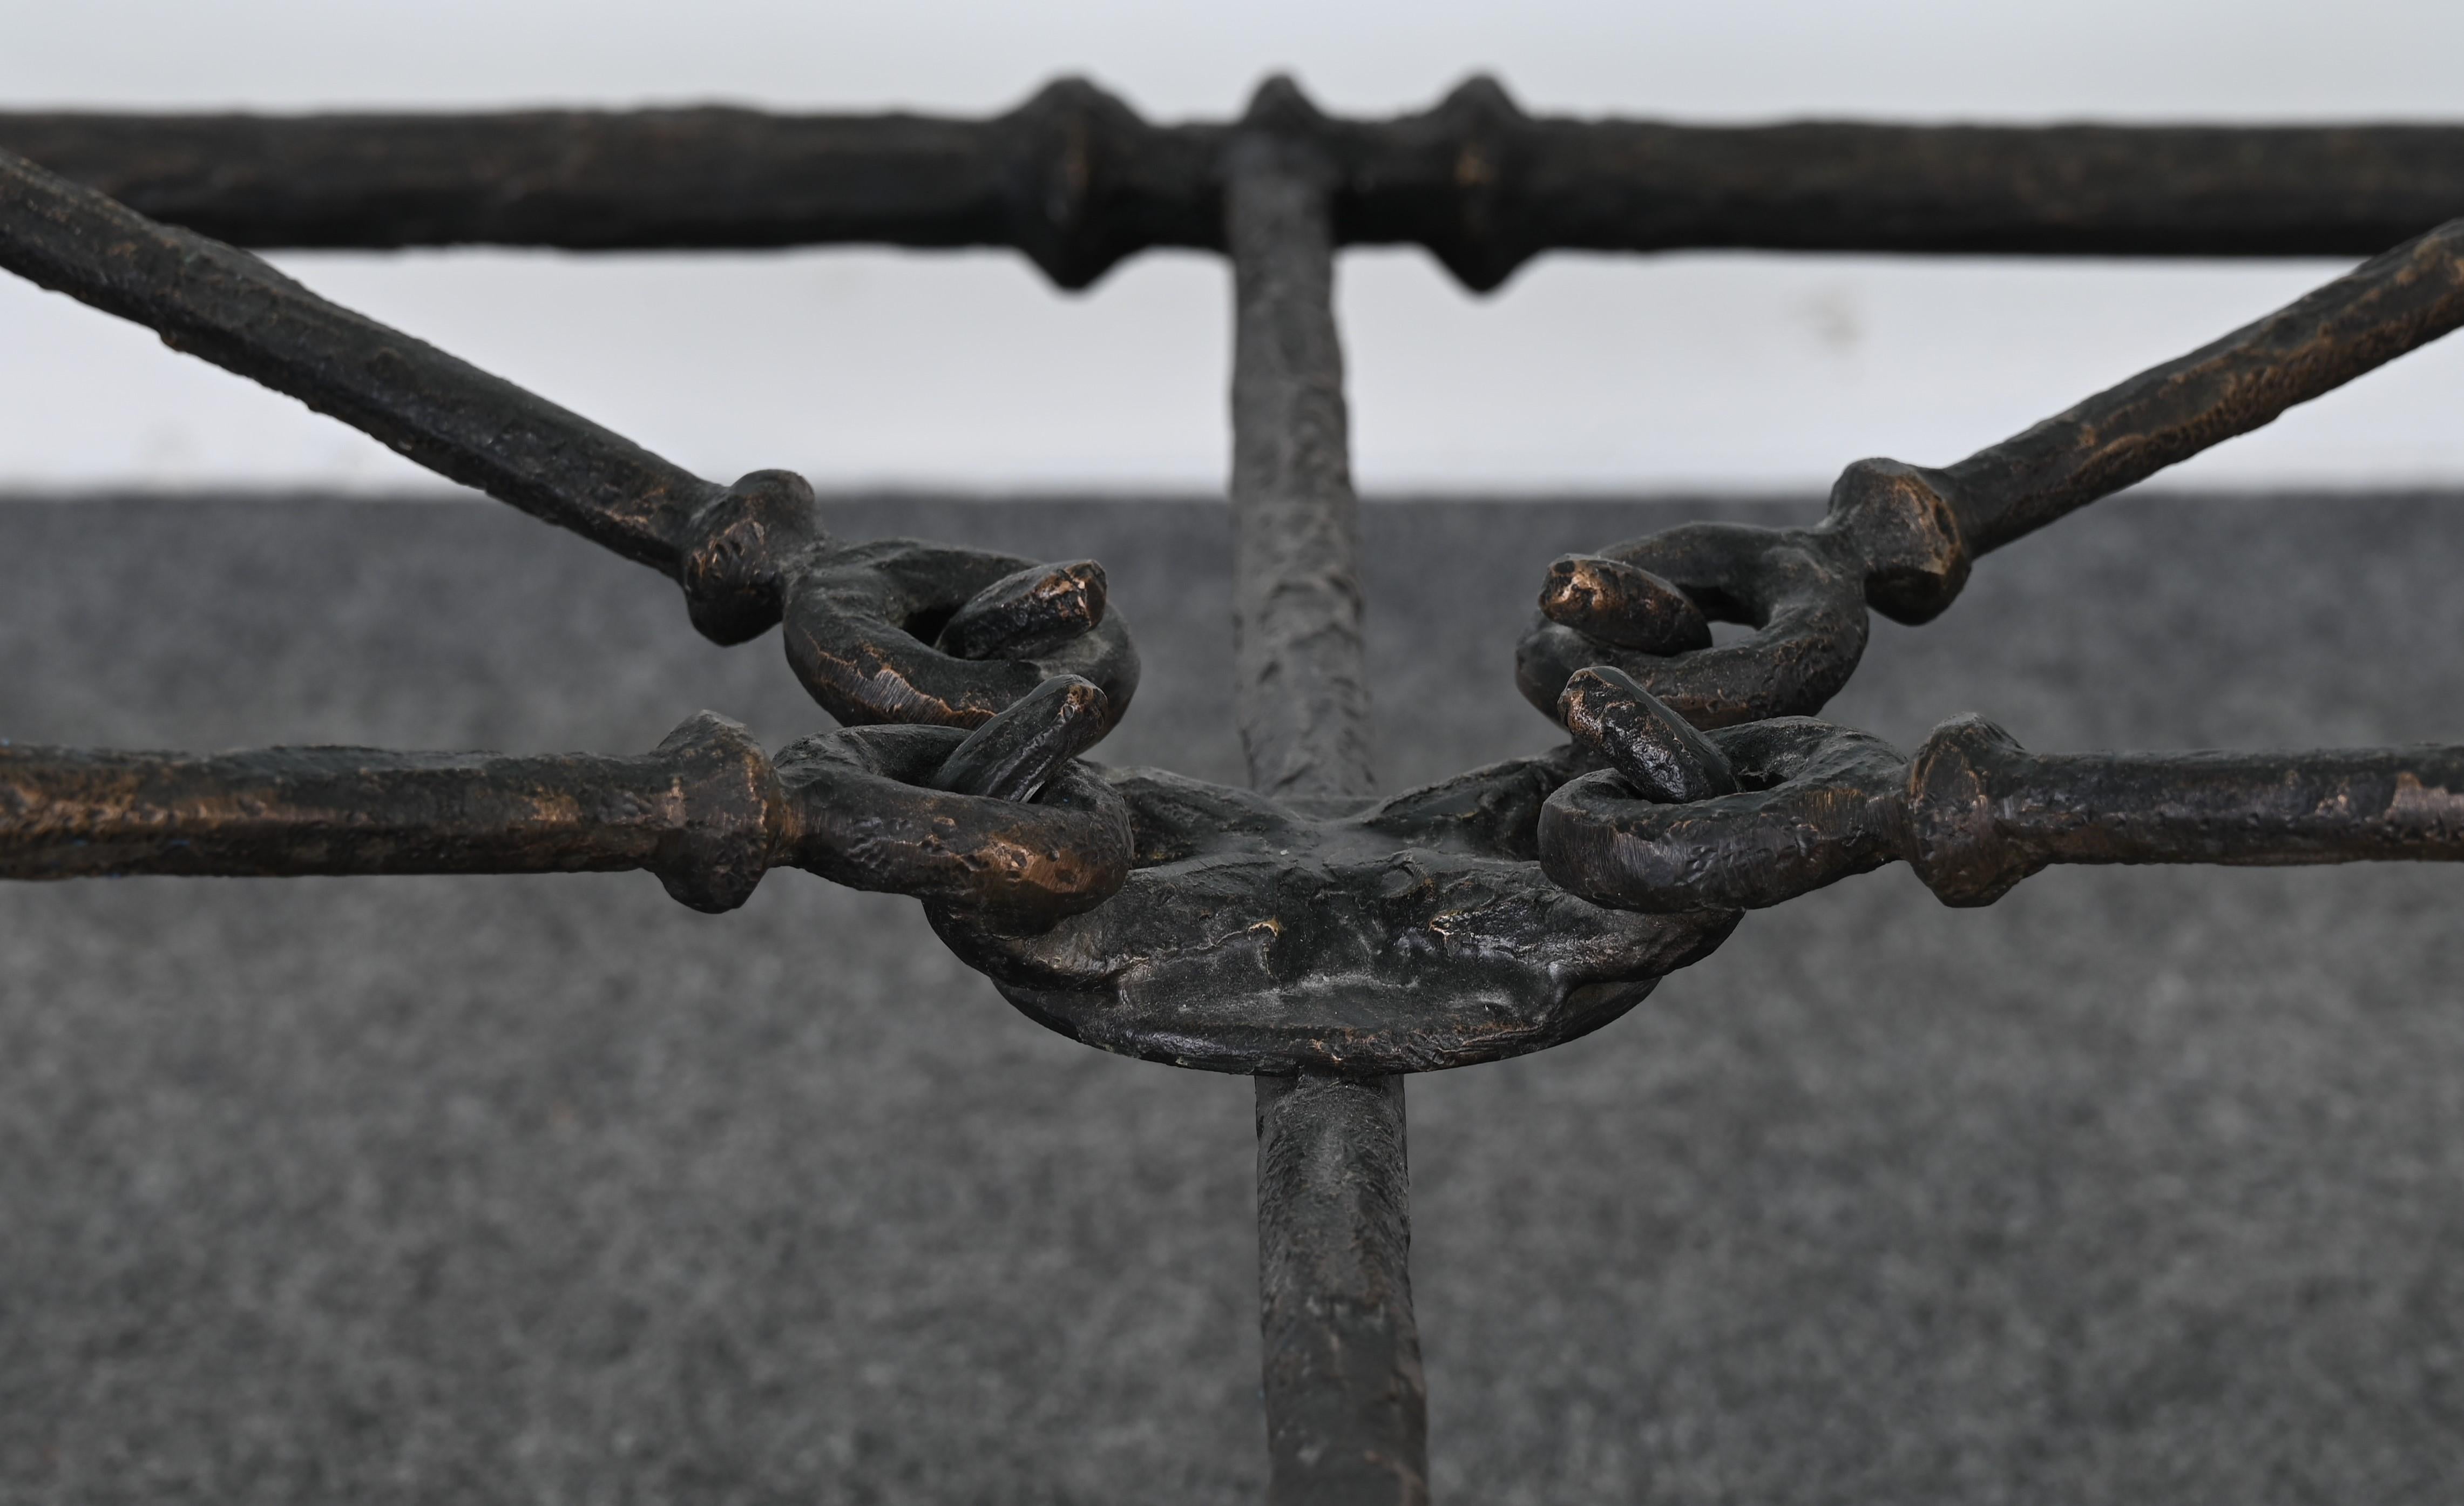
[0,692,1128,920]
[0,713,782,910]
[1540,681,2464,914]
[10,76,2464,289]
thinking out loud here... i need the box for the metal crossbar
[6,75,2464,1504]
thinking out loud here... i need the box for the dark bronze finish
[0,693,1132,924]
[1225,110,1426,1506]
[10,77,2464,1501]
[1538,555,1714,654]
[1541,677,2464,914]
[928,749,1736,1075]
[0,145,1139,730]
[1256,1073,1424,1506]
[0,711,791,913]
[1559,666,1738,804]
[1519,217,2464,727]
[15,78,2464,289]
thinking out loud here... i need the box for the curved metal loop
[0,682,1132,928]
[780,538,1139,737]
[1518,219,2464,732]
[925,748,1739,1076]
[1516,521,1870,730]
[775,721,1132,927]
[678,474,1140,732]
[1540,676,2464,916]
[1540,715,1907,913]
[0,144,1140,739]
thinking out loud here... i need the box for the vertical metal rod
[1228,111,1431,1506]
[1227,133,1375,802]
[1252,1072,1426,1505]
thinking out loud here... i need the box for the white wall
[6,0,2463,494]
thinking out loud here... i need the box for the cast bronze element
[8,77,2464,1505]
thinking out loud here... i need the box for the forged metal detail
[782,539,1138,735]
[1227,107,1376,802]
[775,673,1127,923]
[1905,720,2464,906]
[1543,715,1917,915]
[0,712,788,914]
[0,145,1139,729]
[1539,679,2464,914]
[18,84,2464,1504]
[1518,217,2464,728]
[779,726,1130,927]
[934,559,1110,662]
[1866,214,2464,598]
[926,674,1112,802]
[925,749,1737,1073]
[1222,103,1429,1506]
[1520,518,1871,731]
[678,468,825,645]
[18,78,2464,286]
[1559,666,1738,804]
[0,690,1131,924]
[1537,555,1714,654]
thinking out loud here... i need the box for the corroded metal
[11,82,2464,1504]
[15,78,2464,288]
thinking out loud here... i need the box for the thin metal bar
[13,82,2464,289]
[0,145,718,573]
[1253,1074,1426,1505]
[1227,112,1429,1505]
[1227,130,1374,802]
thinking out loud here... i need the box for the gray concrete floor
[2,491,2461,1503]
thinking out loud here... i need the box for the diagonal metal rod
[1228,94,1428,1506]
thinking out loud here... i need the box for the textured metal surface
[1224,102,1427,1506]
[1539,674,2464,915]
[0,688,1131,923]
[1227,107,1374,803]
[11,83,2464,1503]
[1517,217,2464,729]
[15,78,2464,287]
[928,750,1736,1073]
[0,145,1139,727]
[1255,1074,1424,1506]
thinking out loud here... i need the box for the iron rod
[1227,129,1374,803]
[1252,1073,1426,1505]
[1228,106,1429,1506]
[0,145,717,573]
[12,80,2464,289]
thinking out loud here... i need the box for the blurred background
[8,5,2464,1503]
[8,0,2464,495]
